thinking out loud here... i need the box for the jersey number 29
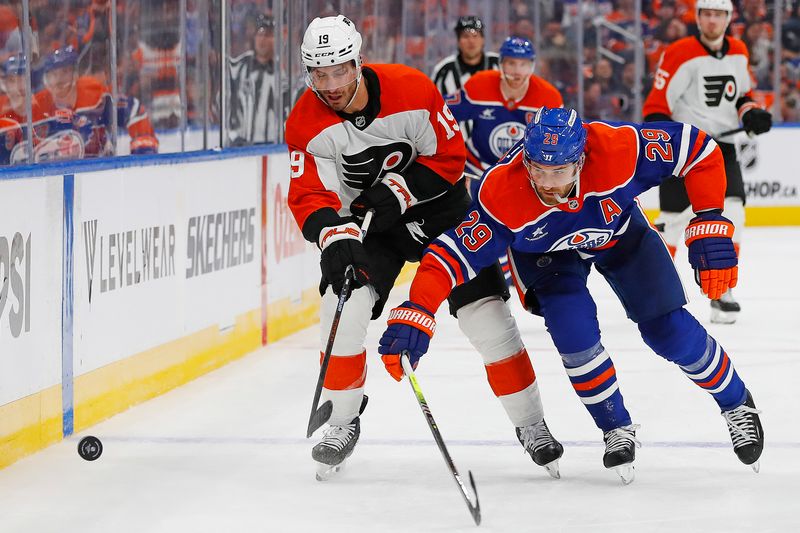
[455,210,492,252]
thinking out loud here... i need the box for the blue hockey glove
[378,301,436,381]
[684,211,738,300]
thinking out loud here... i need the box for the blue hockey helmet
[499,36,535,61]
[43,46,79,73]
[523,107,586,166]
[2,54,27,76]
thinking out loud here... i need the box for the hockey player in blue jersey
[445,36,563,283]
[378,107,764,484]
[445,36,563,198]
[31,46,158,161]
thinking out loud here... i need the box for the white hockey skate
[516,419,564,479]
[711,290,740,324]
[602,424,641,485]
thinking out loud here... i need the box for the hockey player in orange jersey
[286,15,563,481]
[643,0,772,324]
[33,46,158,161]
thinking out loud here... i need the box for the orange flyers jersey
[286,63,466,234]
[644,36,755,136]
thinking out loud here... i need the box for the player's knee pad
[456,296,523,363]
[654,208,693,250]
[638,308,707,365]
[320,285,377,355]
[723,196,745,244]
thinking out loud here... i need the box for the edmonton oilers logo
[489,121,525,158]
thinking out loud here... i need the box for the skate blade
[750,460,760,474]
[542,459,561,479]
[315,459,346,482]
[611,464,635,485]
[710,309,738,324]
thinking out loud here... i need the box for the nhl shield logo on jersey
[488,121,526,158]
[341,141,414,189]
[548,228,615,252]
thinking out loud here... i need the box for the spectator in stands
[77,0,112,83]
[648,13,689,72]
[0,5,22,64]
[0,54,45,165]
[34,45,158,161]
[593,57,618,93]
[129,0,182,129]
[228,13,285,145]
[430,16,499,96]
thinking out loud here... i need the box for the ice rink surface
[1,227,798,533]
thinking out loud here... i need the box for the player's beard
[320,77,359,112]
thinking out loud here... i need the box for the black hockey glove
[350,172,418,233]
[318,221,372,297]
[742,108,772,135]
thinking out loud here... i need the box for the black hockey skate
[312,395,368,481]
[722,390,763,472]
[710,290,740,324]
[602,424,641,485]
[516,419,564,479]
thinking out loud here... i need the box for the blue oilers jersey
[410,119,726,312]
[444,70,563,176]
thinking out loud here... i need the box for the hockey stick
[717,126,755,139]
[306,210,374,438]
[401,352,481,526]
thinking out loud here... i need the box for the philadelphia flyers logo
[703,75,737,107]
[341,142,414,190]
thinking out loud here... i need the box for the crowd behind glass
[0,0,797,166]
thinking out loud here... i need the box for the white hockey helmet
[301,15,362,69]
[696,0,733,25]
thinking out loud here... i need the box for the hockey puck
[77,436,103,461]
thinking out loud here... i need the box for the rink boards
[1,126,799,469]
[0,145,325,469]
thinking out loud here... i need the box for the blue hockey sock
[562,343,632,432]
[639,309,747,411]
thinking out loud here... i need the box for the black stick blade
[306,400,333,438]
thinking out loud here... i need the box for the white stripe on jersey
[680,138,718,177]
[437,233,477,280]
[672,123,693,177]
